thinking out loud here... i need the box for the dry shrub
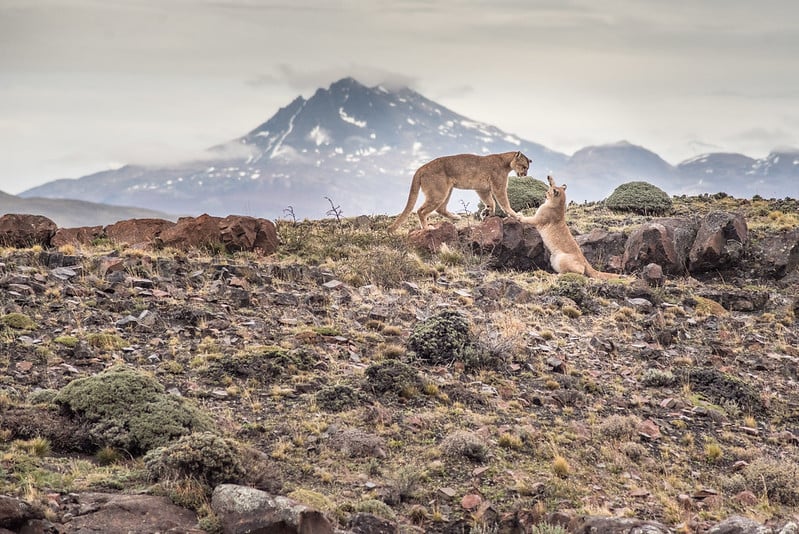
[440,430,489,462]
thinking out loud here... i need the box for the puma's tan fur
[388,151,531,232]
[520,176,617,279]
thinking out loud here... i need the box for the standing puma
[388,151,531,232]
[520,176,617,279]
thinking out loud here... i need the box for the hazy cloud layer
[1,0,797,193]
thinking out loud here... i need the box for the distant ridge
[20,78,799,219]
[0,191,176,228]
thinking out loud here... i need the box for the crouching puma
[520,176,617,279]
[388,151,532,232]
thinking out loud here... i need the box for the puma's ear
[515,151,521,157]
[562,184,567,190]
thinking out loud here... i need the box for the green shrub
[144,431,245,487]
[353,498,397,520]
[364,359,421,395]
[550,273,588,302]
[477,176,549,215]
[201,345,313,383]
[54,367,213,454]
[407,310,474,366]
[316,384,362,412]
[605,181,673,215]
[1,313,37,330]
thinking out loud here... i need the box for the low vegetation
[0,193,797,532]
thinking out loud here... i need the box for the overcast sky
[2,0,798,194]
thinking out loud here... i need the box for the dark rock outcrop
[689,211,748,273]
[622,217,699,274]
[0,214,57,248]
[407,221,459,253]
[105,217,176,246]
[51,225,104,247]
[463,216,549,270]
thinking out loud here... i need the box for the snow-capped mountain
[20,78,567,220]
[20,78,799,220]
[559,141,678,202]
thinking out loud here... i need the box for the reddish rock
[407,221,459,253]
[105,218,175,246]
[575,228,627,272]
[157,214,224,251]
[638,418,661,440]
[463,216,548,271]
[219,214,279,254]
[622,218,698,275]
[642,262,664,286]
[51,225,104,247]
[461,493,483,510]
[689,212,748,273]
[0,214,57,248]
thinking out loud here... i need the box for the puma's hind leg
[434,187,461,221]
[416,192,444,229]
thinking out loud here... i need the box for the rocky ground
[1,195,798,533]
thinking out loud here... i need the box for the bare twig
[325,197,344,224]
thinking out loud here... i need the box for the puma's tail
[586,265,620,280]
[388,170,423,232]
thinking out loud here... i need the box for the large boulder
[749,227,799,283]
[689,211,748,273]
[51,225,104,247]
[0,494,44,530]
[157,214,222,251]
[622,218,699,275]
[463,216,549,271]
[57,493,200,533]
[212,484,333,534]
[105,218,176,247]
[407,221,459,254]
[219,215,279,254]
[0,214,57,248]
[156,214,278,254]
[575,228,627,272]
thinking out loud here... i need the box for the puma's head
[512,151,531,177]
[545,175,567,206]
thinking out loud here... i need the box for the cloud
[247,63,418,94]
[109,140,259,169]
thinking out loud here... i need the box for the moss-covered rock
[201,345,314,384]
[407,310,474,366]
[364,360,421,395]
[605,181,673,215]
[54,367,213,454]
[315,384,362,412]
[1,313,37,331]
[144,431,245,487]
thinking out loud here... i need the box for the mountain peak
[328,77,367,92]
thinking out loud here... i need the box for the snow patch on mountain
[339,108,366,128]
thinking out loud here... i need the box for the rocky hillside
[1,195,798,533]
